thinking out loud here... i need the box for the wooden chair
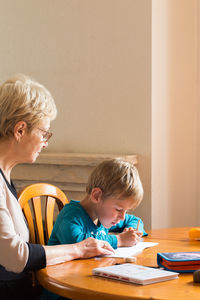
[18,183,68,245]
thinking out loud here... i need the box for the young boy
[43,159,147,300]
[48,158,147,249]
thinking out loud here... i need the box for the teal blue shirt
[48,200,147,249]
[43,200,147,300]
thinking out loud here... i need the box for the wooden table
[37,228,200,299]
[146,227,192,241]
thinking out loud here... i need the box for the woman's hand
[44,238,114,266]
[75,237,115,258]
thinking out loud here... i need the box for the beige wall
[152,0,198,228]
[0,1,152,228]
[1,0,199,229]
[197,0,200,226]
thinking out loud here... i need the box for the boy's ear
[90,187,103,203]
[14,121,27,141]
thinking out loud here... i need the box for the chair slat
[45,196,56,242]
[23,203,36,243]
[32,197,45,245]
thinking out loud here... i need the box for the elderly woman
[0,74,114,300]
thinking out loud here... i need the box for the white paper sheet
[104,242,158,258]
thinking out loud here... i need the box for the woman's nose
[43,141,48,148]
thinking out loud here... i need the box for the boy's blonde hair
[86,159,143,206]
[0,74,57,139]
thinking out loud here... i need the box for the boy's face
[94,192,137,228]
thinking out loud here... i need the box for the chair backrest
[18,183,68,245]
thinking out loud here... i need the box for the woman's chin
[32,153,40,162]
[25,153,40,163]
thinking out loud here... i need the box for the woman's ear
[13,121,27,141]
[90,187,103,204]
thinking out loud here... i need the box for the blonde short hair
[0,74,57,139]
[86,159,144,206]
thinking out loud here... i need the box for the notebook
[157,251,200,272]
[92,263,179,285]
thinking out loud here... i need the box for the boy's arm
[53,218,118,249]
[109,214,148,236]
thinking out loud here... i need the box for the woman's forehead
[37,117,50,129]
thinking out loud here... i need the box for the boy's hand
[117,227,142,247]
[123,227,143,235]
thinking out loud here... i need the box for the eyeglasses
[37,128,53,142]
